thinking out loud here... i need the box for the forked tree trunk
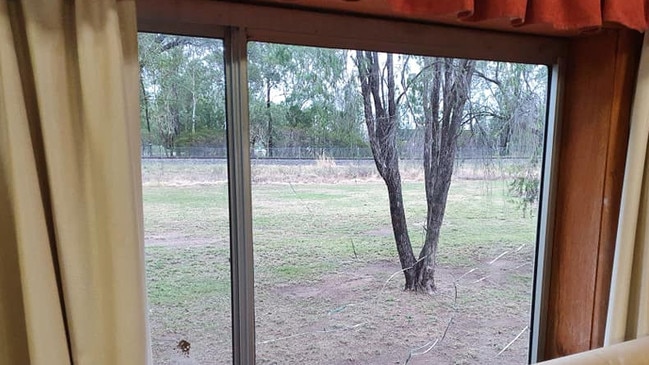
[414,59,476,293]
[356,52,475,292]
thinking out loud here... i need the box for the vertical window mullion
[530,60,564,364]
[224,26,256,365]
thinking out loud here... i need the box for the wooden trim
[590,29,642,350]
[137,19,225,39]
[543,29,642,360]
[136,0,567,64]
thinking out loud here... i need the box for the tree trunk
[384,167,418,290]
[356,51,417,289]
[416,149,456,293]
[139,66,152,133]
[356,53,475,292]
[499,122,512,156]
[414,59,475,293]
[191,69,197,136]
[266,80,274,157]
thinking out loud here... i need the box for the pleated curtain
[388,0,649,32]
[0,0,150,364]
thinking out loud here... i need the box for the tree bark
[266,79,274,157]
[356,51,417,289]
[415,59,475,293]
[356,53,475,292]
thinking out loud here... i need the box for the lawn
[143,159,538,365]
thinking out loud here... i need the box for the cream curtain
[0,1,149,364]
[605,32,649,345]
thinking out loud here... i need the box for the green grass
[144,178,536,295]
[250,180,535,273]
[146,246,230,306]
[143,175,538,364]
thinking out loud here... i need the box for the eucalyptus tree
[248,43,365,156]
[470,61,547,158]
[138,33,225,156]
[356,52,475,292]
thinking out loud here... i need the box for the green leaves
[138,33,225,155]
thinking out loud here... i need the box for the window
[249,42,550,364]
[139,33,232,364]
[137,2,566,363]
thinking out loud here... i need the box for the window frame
[137,1,569,363]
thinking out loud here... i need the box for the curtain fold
[0,1,149,364]
[388,0,649,32]
[605,33,649,346]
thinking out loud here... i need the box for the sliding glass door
[138,33,232,364]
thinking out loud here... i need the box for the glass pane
[138,33,231,364]
[249,42,548,364]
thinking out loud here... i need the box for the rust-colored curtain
[389,0,649,32]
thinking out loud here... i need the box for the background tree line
[139,34,546,162]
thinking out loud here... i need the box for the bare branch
[474,69,502,88]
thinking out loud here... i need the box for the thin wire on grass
[455,268,476,281]
[402,246,532,364]
[258,322,367,345]
[324,253,431,316]
[474,275,490,283]
[404,280,458,365]
[377,255,428,297]
[497,326,529,356]
[287,181,315,216]
[258,229,533,353]
[489,250,509,264]
[514,262,531,270]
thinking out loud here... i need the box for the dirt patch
[254,258,532,365]
[147,250,533,365]
[146,238,533,364]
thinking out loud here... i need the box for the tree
[248,43,292,157]
[356,51,418,289]
[138,33,225,156]
[248,43,366,156]
[356,52,475,292]
[416,58,475,292]
[469,62,547,158]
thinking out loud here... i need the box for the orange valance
[388,0,649,32]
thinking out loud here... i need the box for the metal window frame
[529,61,565,364]
[136,1,567,363]
[224,27,256,365]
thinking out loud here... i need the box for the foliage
[508,161,541,217]
[138,34,547,162]
[465,62,548,159]
[247,43,367,154]
[138,34,225,155]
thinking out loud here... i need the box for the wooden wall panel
[590,30,643,350]
[544,29,642,360]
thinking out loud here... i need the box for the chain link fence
[142,144,536,162]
